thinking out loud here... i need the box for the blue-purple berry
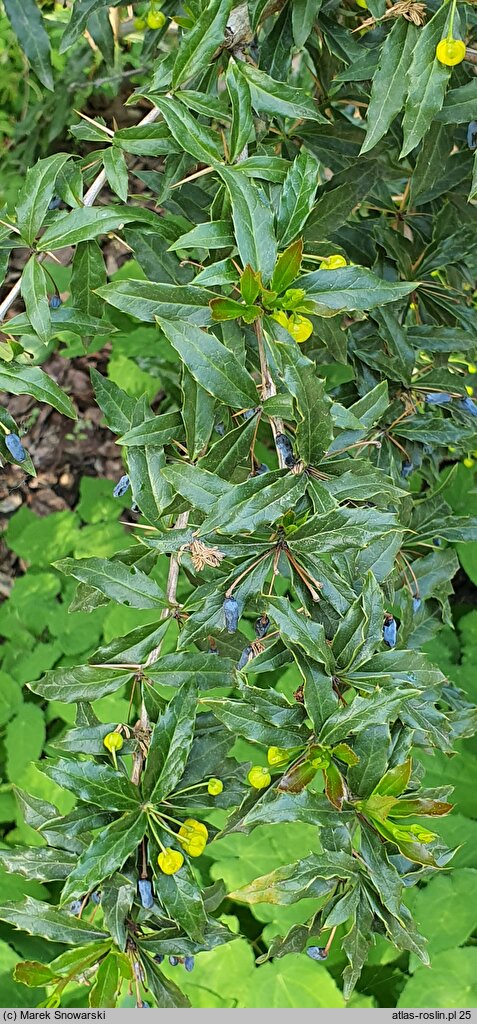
[237,645,253,670]
[468,122,477,150]
[48,196,62,210]
[255,614,270,638]
[138,879,154,909]
[306,946,328,961]
[412,597,421,612]
[256,463,269,475]
[243,408,258,421]
[68,900,83,915]
[223,595,239,633]
[460,396,477,416]
[383,615,397,648]
[169,956,179,967]
[5,433,27,462]
[433,537,441,547]
[401,461,413,479]
[215,422,225,436]
[91,891,101,905]
[184,956,194,972]
[49,294,62,309]
[275,433,296,468]
[424,392,451,405]
[138,1002,150,1008]
[154,954,164,964]
[113,474,130,498]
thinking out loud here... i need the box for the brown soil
[0,347,126,597]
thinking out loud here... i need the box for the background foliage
[1,0,477,1010]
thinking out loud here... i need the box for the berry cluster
[154,954,195,971]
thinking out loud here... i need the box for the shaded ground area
[0,348,126,596]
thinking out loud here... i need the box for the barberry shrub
[1,0,477,1009]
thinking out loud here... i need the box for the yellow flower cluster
[272,311,313,343]
[178,819,208,857]
[156,819,209,874]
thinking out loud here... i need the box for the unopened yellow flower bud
[248,766,271,789]
[147,9,166,29]
[287,314,313,343]
[177,819,208,856]
[436,38,465,66]
[207,778,223,796]
[103,732,123,753]
[271,310,289,329]
[158,848,184,874]
[319,254,347,271]
[267,746,290,767]
[179,818,208,839]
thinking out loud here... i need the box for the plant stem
[0,104,162,324]
[225,548,273,597]
[131,510,189,785]
[147,815,167,853]
[254,318,287,467]
[447,0,457,40]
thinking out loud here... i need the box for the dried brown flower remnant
[294,683,305,704]
[388,0,426,25]
[186,540,225,571]
[353,0,425,31]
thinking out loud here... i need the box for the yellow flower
[267,746,290,767]
[147,9,166,29]
[248,766,271,789]
[207,778,223,796]
[103,732,123,753]
[179,819,208,839]
[287,315,313,343]
[183,834,207,857]
[319,254,347,270]
[435,38,466,66]
[271,310,289,329]
[157,848,184,874]
[178,819,208,856]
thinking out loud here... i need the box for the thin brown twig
[225,548,273,597]
[131,510,190,785]
[399,549,420,598]
[267,544,281,596]
[254,318,287,467]
[0,104,162,323]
